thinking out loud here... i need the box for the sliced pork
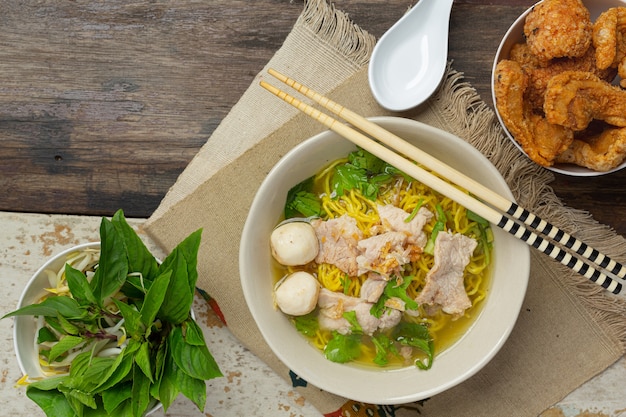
[377,204,433,247]
[311,215,363,276]
[359,273,387,302]
[356,231,412,277]
[317,288,402,335]
[416,231,477,317]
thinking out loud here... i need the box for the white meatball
[270,221,319,266]
[274,271,320,316]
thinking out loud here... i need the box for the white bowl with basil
[6,210,222,417]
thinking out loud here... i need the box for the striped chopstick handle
[506,203,626,280]
[497,214,622,294]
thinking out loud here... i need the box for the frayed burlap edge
[299,0,376,67]
[434,66,626,351]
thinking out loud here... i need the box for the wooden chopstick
[259,70,624,295]
[267,68,626,283]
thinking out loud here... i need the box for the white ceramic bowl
[13,242,162,416]
[492,0,626,176]
[240,116,530,404]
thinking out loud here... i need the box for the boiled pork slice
[311,214,363,276]
[317,288,401,336]
[416,231,477,317]
[377,204,433,247]
[356,231,412,277]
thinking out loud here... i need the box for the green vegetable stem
[3,209,222,417]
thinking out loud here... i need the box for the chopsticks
[259,68,625,295]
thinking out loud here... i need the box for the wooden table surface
[2,0,625,236]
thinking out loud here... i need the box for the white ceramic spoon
[368,0,454,111]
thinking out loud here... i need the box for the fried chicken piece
[555,127,626,171]
[524,0,592,60]
[593,7,626,87]
[494,60,573,166]
[544,71,626,131]
[510,43,616,110]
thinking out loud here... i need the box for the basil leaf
[112,210,159,282]
[140,269,171,329]
[26,385,75,417]
[113,299,142,336]
[131,364,151,417]
[182,319,206,346]
[102,382,132,414]
[94,347,134,393]
[48,335,85,363]
[173,360,206,412]
[65,264,97,306]
[157,349,180,412]
[324,331,361,363]
[3,295,85,320]
[158,229,202,324]
[168,325,222,380]
[135,341,154,383]
[90,218,129,304]
[37,326,58,344]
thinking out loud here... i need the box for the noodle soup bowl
[240,116,530,404]
[13,242,162,416]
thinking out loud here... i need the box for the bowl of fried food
[492,0,626,175]
[240,116,530,404]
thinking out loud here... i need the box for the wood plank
[0,0,624,236]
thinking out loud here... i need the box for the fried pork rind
[511,43,616,110]
[495,1,626,172]
[556,127,626,171]
[494,60,573,167]
[524,0,592,60]
[544,71,626,131]
[593,7,626,87]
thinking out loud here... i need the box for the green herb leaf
[3,295,85,320]
[48,335,85,363]
[284,176,323,218]
[286,191,324,218]
[139,269,171,329]
[37,326,58,344]
[112,299,142,337]
[157,349,180,412]
[65,264,98,307]
[158,229,202,324]
[94,346,135,394]
[90,217,129,304]
[393,322,434,370]
[342,311,363,334]
[135,341,154,383]
[112,209,159,282]
[183,319,207,347]
[292,312,319,337]
[173,360,206,412]
[372,333,398,366]
[324,331,361,363]
[102,382,132,415]
[131,364,151,417]
[26,385,75,417]
[168,325,222,380]
[424,204,447,255]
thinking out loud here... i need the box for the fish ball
[270,222,319,266]
[274,271,320,316]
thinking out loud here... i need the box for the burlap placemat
[145,1,626,415]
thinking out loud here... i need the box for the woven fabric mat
[144,1,626,415]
